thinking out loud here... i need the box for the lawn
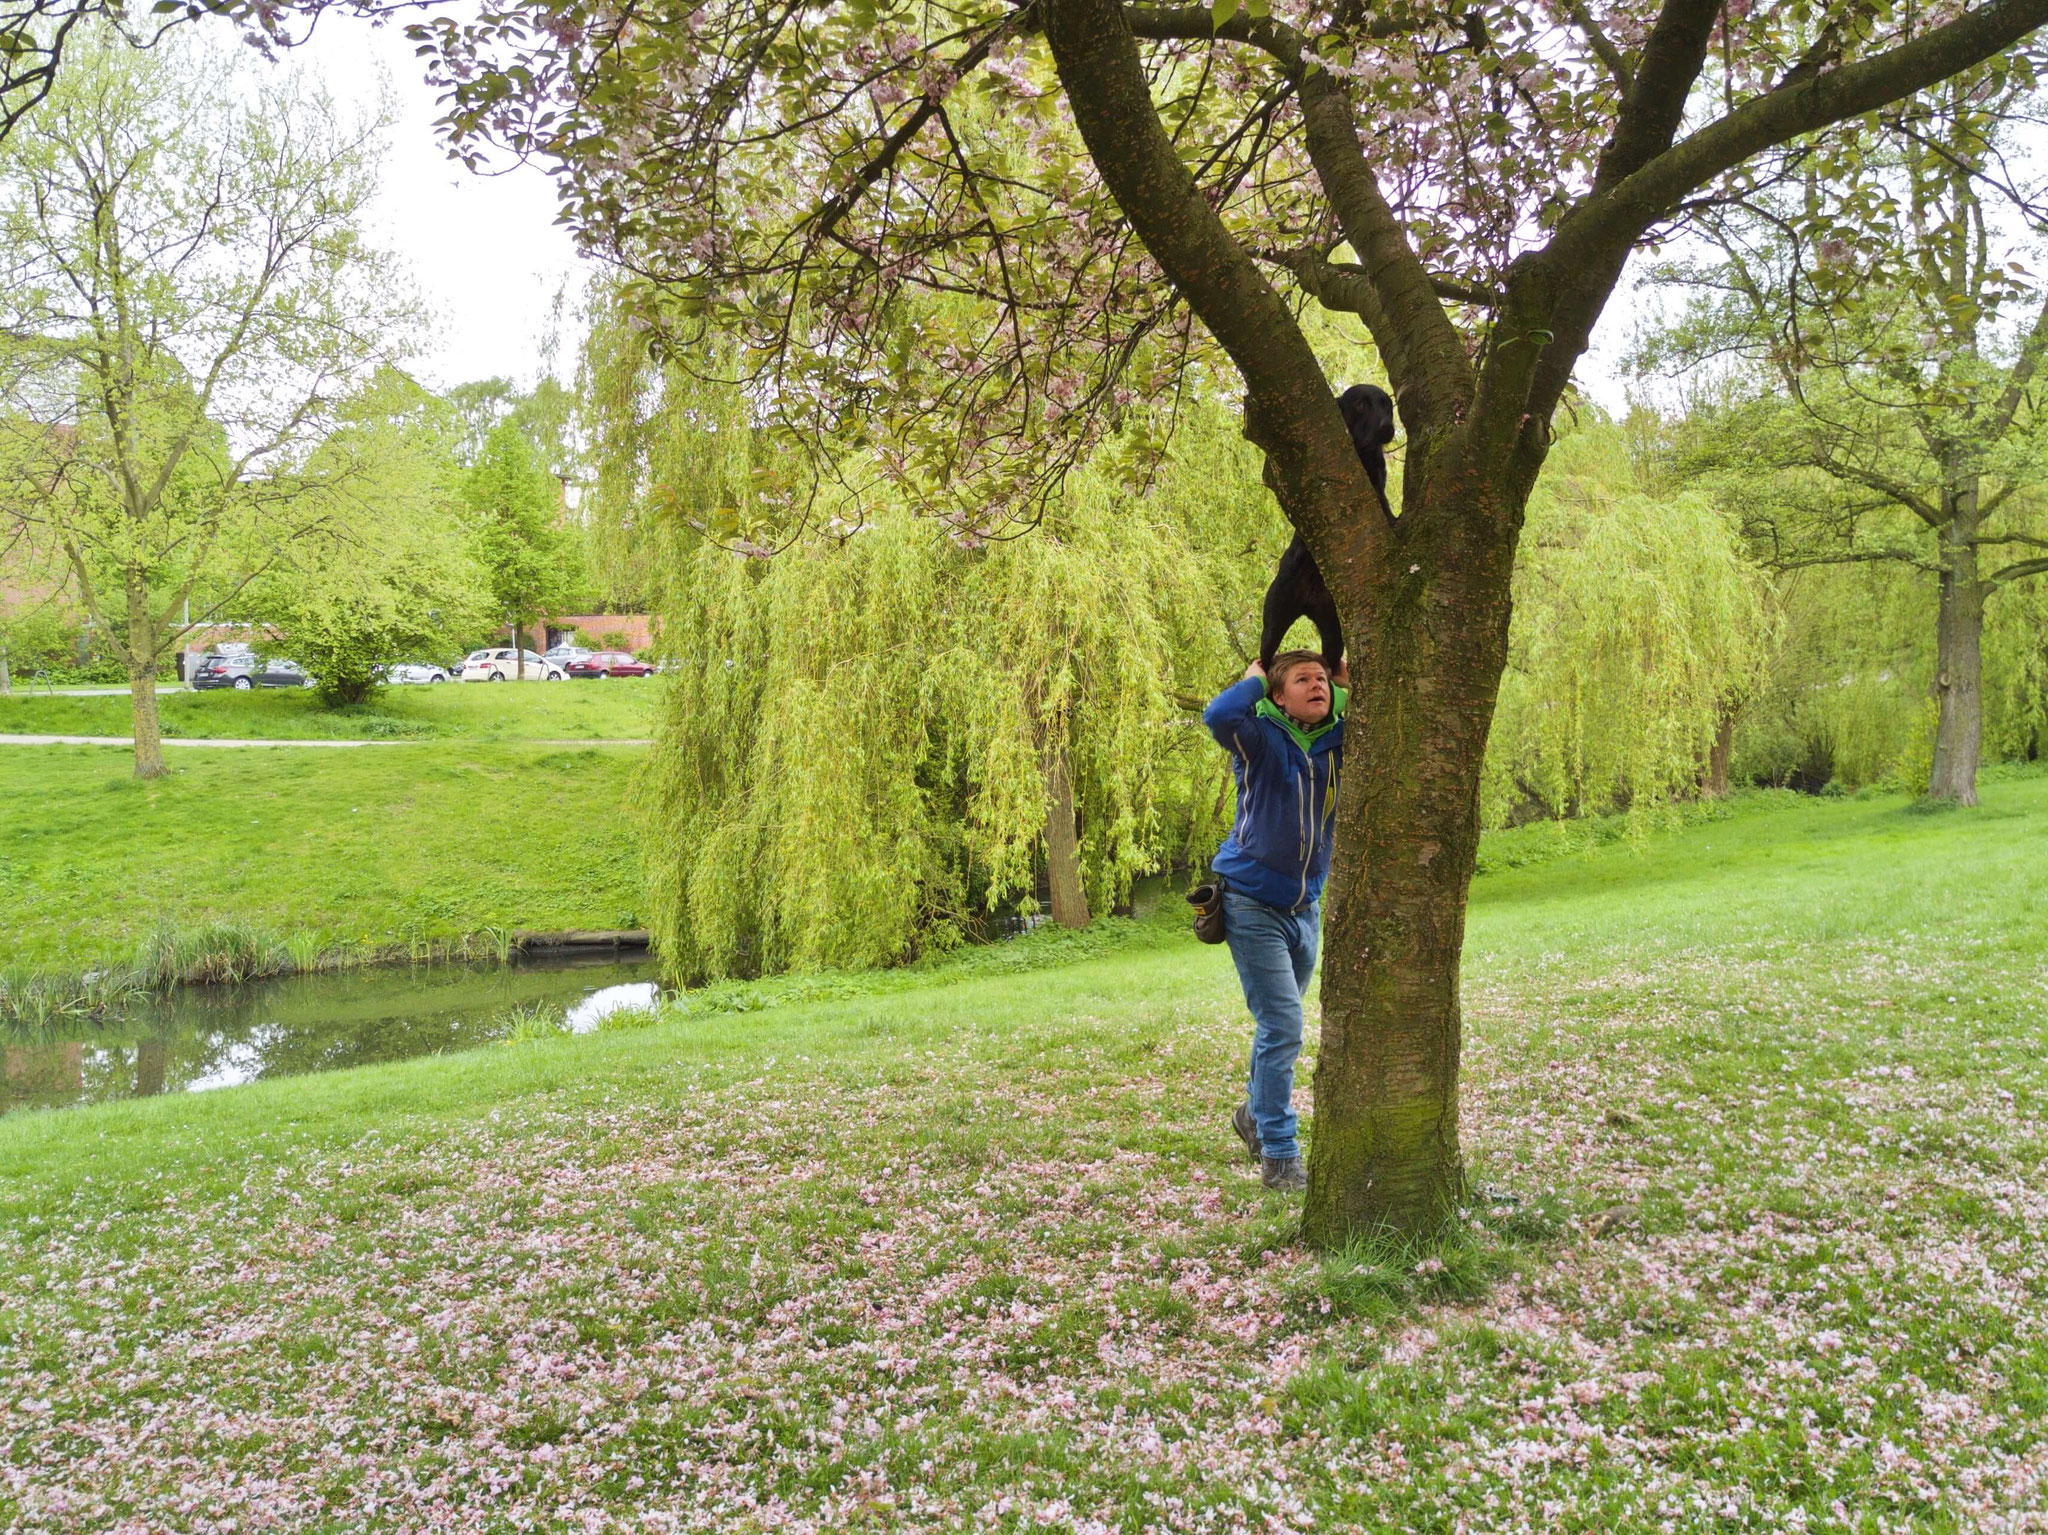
[0,742,646,972]
[0,677,660,741]
[2,773,2043,1530]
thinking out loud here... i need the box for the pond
[1,952,660,1116]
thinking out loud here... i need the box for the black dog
[1257,383,1396,672]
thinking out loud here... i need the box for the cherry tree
[401,0,2048,1239]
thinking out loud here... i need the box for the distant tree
[1643,70,2048,805]
[257,372,488,706]
[0,27,413,775]
[461,419,583,674]
[0,521,67,692]
[446,378,522,466]
[448,376,578,476]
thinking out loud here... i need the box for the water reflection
[564,982,659,1033]
[2,952,660,1115]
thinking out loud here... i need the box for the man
[1202,649,1345,1192]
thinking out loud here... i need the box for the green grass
[0,742,644,973]
[0,676,659,741]
[2,773,2045,1528]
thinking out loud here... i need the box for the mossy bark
[1301,453,1523,1243]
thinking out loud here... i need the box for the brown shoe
[1230,1102,1260,1163]
[1260,1156,1307,1193]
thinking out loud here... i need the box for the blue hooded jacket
[1203,674,1346,912]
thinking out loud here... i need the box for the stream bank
[1,951,660,1114]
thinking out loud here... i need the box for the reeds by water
[0,967,149,1032]
[1,920,538,1030]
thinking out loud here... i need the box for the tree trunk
[514,620,526,679]
[1929,512,1984,806]
[1043,745,1091,928]
[126,574,166,779]
[1702,705,1736,799]
[1302,460,1523,1244]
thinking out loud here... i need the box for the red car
[566,650,655,679]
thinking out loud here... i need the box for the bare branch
[1988,290,2048,438]
[1810,458,1946,526]
[1565,0,1635,95]
[1989,555,2048,585]
[802,14,1026,251]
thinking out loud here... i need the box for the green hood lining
[1256,685,1346,755]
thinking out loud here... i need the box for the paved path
[0,734,652,748]
[1,685,189,697]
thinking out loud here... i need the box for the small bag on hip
[1186,881,1226,944]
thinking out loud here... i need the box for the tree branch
[1774,545,1944,574]
[1811,457,1945,526]
[1590,0,1723,194]
[804,15,1023,249]
[1123,0,1477,418]
[1295,60,1472,418]
[1989,555,2048,585]
[1988,288,2048,438]
[1565,0,1635,95]
[1518,0,2048,431]
[1044,0,1381,554]
[1551,0,2048,278]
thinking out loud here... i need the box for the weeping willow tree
[1985,571,2048,765]
[1481,422,1774,828]
[583,296,1276,982]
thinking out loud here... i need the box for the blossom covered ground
[3,782,2045,1532]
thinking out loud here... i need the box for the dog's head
[1338,383,1395,455]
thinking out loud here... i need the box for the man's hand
[1333,656,1349,687]
[1243,659,1266,682]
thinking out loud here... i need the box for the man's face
[1272,661,1331,725]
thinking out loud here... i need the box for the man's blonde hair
[1267,650,1330,695]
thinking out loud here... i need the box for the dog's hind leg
[1258,572,1302,673]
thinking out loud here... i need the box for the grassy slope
[2,774,2043,1529]
[0,677,659,741]
[0,743,645,970]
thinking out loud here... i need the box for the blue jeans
[1222,886,1319,1161]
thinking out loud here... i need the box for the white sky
[286,16,1640,410]
[294,11,587,394]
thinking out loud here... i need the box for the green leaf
[1212,0,1241,30]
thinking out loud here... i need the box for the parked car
[380,663,450,685]
[191,653,316,690]
[458,648,567,682]
[543,643,593,667]
[566,650,655,679]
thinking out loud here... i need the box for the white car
[459,648,566,682]
[381,663,450,685]
[544,643,593,667]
